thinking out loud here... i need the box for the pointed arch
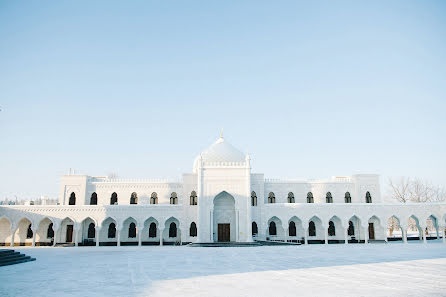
[269,221,277,236]
[130,192,138,204]
[150,192,158,204]
[169,222,177,237]
[108,223,116,238]
[128,222,137,238]
[287,192,295,203]
[345,192,351,203]
[149,222,157,238]
[170,192,178,205]
[309,221,316,237]
[68,192,76,205]
[110,192,118,205]
[307,192,314,203]
[87,223,95,238]
[326,192,333,203]
[251,191,257,206]
[289,221,297,236]
[366,191,372,203]
[190,191,198,205]
[308,216,323,237]
[90,192,98,205]
[252,221,258,236]
[189,222,197,237]
[268,192,275,204]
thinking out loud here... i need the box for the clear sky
[1,1,445,200]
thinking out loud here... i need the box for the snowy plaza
[1,242,446,297]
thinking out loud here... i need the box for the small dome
[193,137,246,172]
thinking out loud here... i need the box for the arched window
[348,221,355,236]
[289,221,296,236]
[366,192,372,203]
[88,223,95,238]
[190,191,197,205]
[130,192,138,204]
[128,222,136,238]
[269,221,277,236]
[189,222,197,237]
[326,192,333,203]
[90,192,98,205]
[345,192,351,203]
[149,223,157,238]
[47,223,54,238]
[268,192,275,204]
[110,192,118,205]
[150,192,158,205]
[287,192,295,203]
[170,192,178,205]
[69,192,76,205]
[328,221,336,236]
[26,224,33,239]
[309,221,316,237]
[108,223,116,238]
[251,191,257,206]
[252,222,258,236]
[307,192,314,203]
[169,222,177,238]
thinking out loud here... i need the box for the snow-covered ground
[1,241,445,297]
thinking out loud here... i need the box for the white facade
[1,136,445,247]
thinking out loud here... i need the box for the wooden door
[218,224,230,242]
[368,223,375,240]
[66,225,74,242]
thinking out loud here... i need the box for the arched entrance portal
[213,191,236,242]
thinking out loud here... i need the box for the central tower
[194,136,253,243]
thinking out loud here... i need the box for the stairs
[0,249,36,267]
[255,240,301,246]
[189,242,263,247]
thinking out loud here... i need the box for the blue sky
[1,1,445,200]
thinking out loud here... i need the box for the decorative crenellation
[203,161,246,167]
[93,183,182,189]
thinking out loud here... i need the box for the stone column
[74,228,79,247]
[441,226,446,243]
[117,229,121,247]
[304,227,308,245]
[53,227,59,247]
[210,210,213,242]
[31,226,37,247]
[284,227,288,243]
[10,227,16,247]
[421,226,427,244]
[345,228,349,244]
[364,225,369,244]
[138,225,143,247]
[402,227,408,244]
[159,228,164,246]
[95,227,100,247]
[324,225,328,245]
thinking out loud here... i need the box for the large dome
[193,136,246,172]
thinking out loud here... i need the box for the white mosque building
[0,136,445,247]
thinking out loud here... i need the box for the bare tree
[388,177,411,203]
[388,177,445,203]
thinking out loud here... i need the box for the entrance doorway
[368,223,375,240]
[218,224,230,242]
[213,191,236,242]
[66,225,74,242]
